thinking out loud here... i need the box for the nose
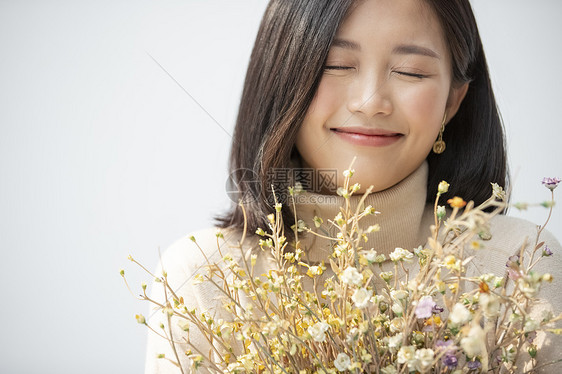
[346,72,393,117]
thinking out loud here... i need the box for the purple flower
[507,268,522,280]
[543,246,553,257]
[506,254,521,280]
[432,305,444,314]
[442,354,458,369]
[436,340,452,348]
[415,295,436,319]
[542,177,561,191]
[506,254,520,267]
[526,331,537,343]
[435,339,455,351]
[467,360,482,370]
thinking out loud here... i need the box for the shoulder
[484,214,560,257]
[468,214,561,281]
[470,214,562,310]
[157,226,248,276]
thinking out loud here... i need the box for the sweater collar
[288,161,433,263]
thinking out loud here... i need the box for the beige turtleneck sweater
[144,162,562,373]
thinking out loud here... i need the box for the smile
[330,127,404,147]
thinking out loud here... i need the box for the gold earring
[432,113,447,154]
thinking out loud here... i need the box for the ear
[445,82,469,123]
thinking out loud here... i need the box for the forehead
[336,0,448,57]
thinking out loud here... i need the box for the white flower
[438,181,450,194]
[389,317,405,333]
[397,345,417,370]
[340,267,363,286]
[390,289,409,301]
[491,182,506,200]
[234,354,255,370]
[460,324,485,357]
[392,302,404,315]
[524,318,540,332]
[380,271,393,282]
[352,288,373,308]
[361,249,378,263]
[334,352,351,371]
[436,205,447,219]
[358,321,369,334]
[449,303,471,325]
[479,293,500,318]
[493,276,504,288]
[389,247,414,262]
[308,321,330,342]
[501,344,516,363]
[415,348,434,371]
[388,333,403,351]
[346,327,360,344]
[343,169,355,178]
[542,310,554,322]
[381,365,398,374]
[380,365,398,374]
[309,265,319,273]
[177,319,190,332]
[517,273,542,298]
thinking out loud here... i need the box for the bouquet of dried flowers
[123,171,561,374]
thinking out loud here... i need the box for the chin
[337,160,394,188]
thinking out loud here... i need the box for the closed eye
[394,71,428,79]
[324,65,354,70]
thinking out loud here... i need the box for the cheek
[400,83,448,136]
[305,78,345,124]
[296,78,345,168]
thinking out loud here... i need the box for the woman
[145,0,561,372]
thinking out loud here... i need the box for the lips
[330,126,403,147]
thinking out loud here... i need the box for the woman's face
[295,0,468,193]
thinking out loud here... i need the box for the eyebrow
[331,38,361,51]
[392,44,440,59]
[331,38,440,59]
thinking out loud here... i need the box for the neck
[289,162,433,263]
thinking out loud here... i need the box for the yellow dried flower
[447,196,467,208]
[436,281,446,294]
[313,216,323,228]
[135,314,146,324]
[193,273,205,285]
[250,254,257,267]
[470,240,482,250]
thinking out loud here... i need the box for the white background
[0,1,560,373]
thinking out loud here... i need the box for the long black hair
[213,0,508,242]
